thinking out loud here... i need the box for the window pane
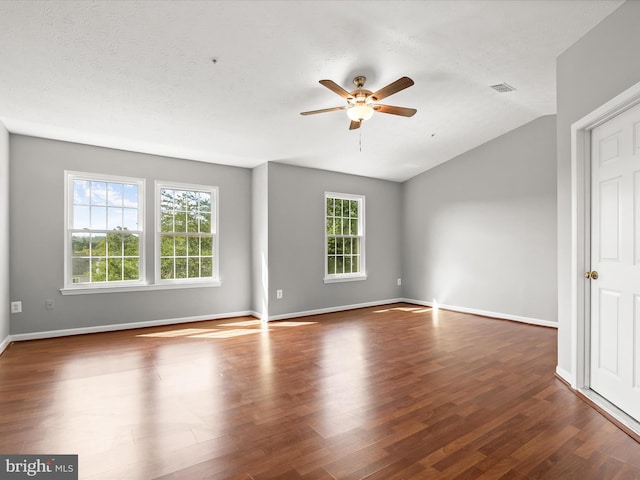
[107,183,123,207]
[123,184,138,208]
[160,212,174,232]
[123,233,139,256]
[200,213,211,233]
[91,234,106,256]
[201,257,213,277]
[175,258,187,279]
[188,237,200,256]
[108,258,123,281]
[175,236,187,256]
[187,213,198,233]
[174,212,187,232]
[91,206,107,230]
[123,208,138,230]
[345,256,351,273]
[91,182,107,206]
[353,256,359,273]
[201,236,212,255]
[92,258,106,282]
[160,189,174,212]
[344,238,351,254]
[72,233,90,255]
[123,258,139,280]
[73,180,90,205]
[327,198,333,216]
[108,207,123,230]
[352,239,359,254]
[72,258,90,283]
[335,199,342,217]
[199,192,212,213]
[161,258,174,279]
[350,200,358,218]
[175,190,187,211]
[107,233,123,256]
[336,238,343,254]
[188,257,200,278]
[328,256,335,275]
[327,237,335,255]
[160,235,174,256]
[342,218,350,235]
[350,219,358,236]
[336,256,344,274]
[342,200,349,217]
[335,217,342,235]
[73,205,90,229]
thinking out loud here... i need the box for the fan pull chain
[359,122,362,152]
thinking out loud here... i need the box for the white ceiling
[0,0,624,182]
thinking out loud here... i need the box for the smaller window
[324,192,366,283]
[156,182,219,284]
[65,171,145,289]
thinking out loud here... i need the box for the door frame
[570,80,640,415]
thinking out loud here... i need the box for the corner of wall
[0,121,10,352]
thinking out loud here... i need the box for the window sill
[60,281,222,295]
[323,274,367,284]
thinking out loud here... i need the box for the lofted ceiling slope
[0,0,625,181]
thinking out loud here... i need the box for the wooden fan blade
[300,106,348,116]
[349,120,361,130]
[374,104,417,117]
[368,77,414,102]
[319,80,354,101]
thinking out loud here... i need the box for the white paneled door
[590,102,640,422]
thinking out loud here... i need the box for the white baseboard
[267,298,404,321]
[8,310,255,343]
[402,298,558,328]
[555,366,575,388]
[0,334,11,356]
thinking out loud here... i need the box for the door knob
[585,271,599,280]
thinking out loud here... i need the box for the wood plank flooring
[1,303,639,479]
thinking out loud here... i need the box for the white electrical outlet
[276,289,283,299]
[10,301,22,314]
[46,299,55,310]
[397,278,402,286]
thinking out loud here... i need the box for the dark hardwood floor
[1,303,639,479]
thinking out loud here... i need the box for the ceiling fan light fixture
[347,104,374,122]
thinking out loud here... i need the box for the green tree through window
[158,184,217,281]
[67,173,143,286]
[325,192,365,281]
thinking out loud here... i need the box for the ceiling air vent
[490,83,516,93]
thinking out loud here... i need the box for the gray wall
[267,162,402,317]
[556,1,640,373]
[403,115,557,323]
[251,162,269,319]
[0,122,8,345]
[9,135,252,335]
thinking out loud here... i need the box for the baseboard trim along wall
[6,310,255,345]
[266,298,405,322]
[555,366,574,387]
[1,298,556,355]
[402,298,558,329]
[0,335,10,356]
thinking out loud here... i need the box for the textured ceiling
[0,0,625,181]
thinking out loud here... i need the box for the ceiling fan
[300,75,417,130]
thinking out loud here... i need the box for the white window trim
[154,180,220,285]
[62,171,147,292]
[324,191,367,284]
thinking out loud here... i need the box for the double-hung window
[65,172,144,288]
[324,192,366,282]
[157,182,219,284]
